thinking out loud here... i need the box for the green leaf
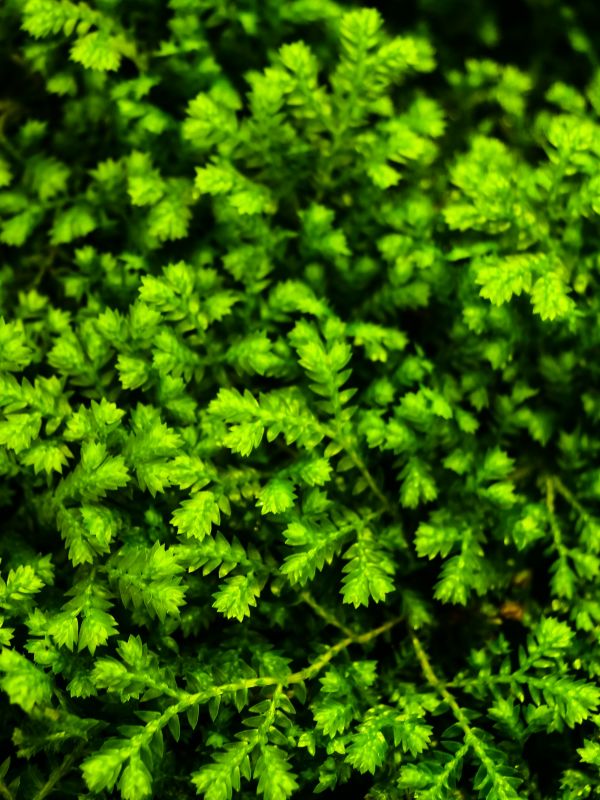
[529,617,574,658]
[127,152,165,206]
[0,649,52,712]
[82,742,130,794]
[0,412,42,453]
[0,563,47,612]
[531,272,575,321]
[398,746,467,798]
[539,675,600,727]
[0,157,12,187]
[257,479,296,515]
[339,9,383,57]
[434,532,485,605]
[300,204,350,261]
[192,743,251,800]
[0,318,34,371]
[0,210,39,246]
[117,355,151,390]
[48,611,79,650]
[415,517,462,559]
[254,745,298,800]
[223,420,265,457]
[474,253,540,306]
[212,574,261,622]
[78,442,130,499]
[479,448,515,482]
[46,71,78,96]
[281,517,344,586]
[391,717,433,756]
[113,542,186,621]
[172,492,221,540]
[183,93,238,148]
[195,164,236,195]
[147,183,193,241]
[341,529,395,607]
[469,732,523,800]
[290,320,351,390]
[78,605,119,655]
[578,739,600,768]
[28,156,70,200]
[58,505,119,565]
[21,440,73,474]
[345,730,388,774]
[400,457,437,508]
[313,700,354,737]
[118,753,153,800]
[50,205,96,244]
[70,31,123,72]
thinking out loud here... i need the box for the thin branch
[552,475,590,521]
[409,626,472,736]
[544,475,568,556]
[343,437,393,514]
[138,614,404,746]
[299,590,356,637]
[32,743,85,800]
[295,615,403,683]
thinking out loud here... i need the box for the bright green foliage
[172,491,222,540]
[0,649,53,712]
[0,1,600,799]
[341,527,395,607]
[212,573,261,622]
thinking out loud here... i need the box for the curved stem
[299,590,356,637]
[552,475,590,521]
[324,421,394,515]
[143,615,404,742]
[409,626,472,735]
[344,441,393,514]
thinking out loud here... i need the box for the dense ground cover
[0,0,599,798]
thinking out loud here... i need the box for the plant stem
[32,744,85,800]
[544,475,568,556]
[345,443,393,514]
[409,627,524,797]
[145,615,404,741]
[296,615,403,683]
[322,416,394,515]
[299,590,356,637]
[552,475,590,520]
[409,626,472,736]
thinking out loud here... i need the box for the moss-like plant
[0,1,599,798]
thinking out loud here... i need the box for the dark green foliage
[0,1,599,798]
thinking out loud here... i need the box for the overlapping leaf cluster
[0,0,599,798]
